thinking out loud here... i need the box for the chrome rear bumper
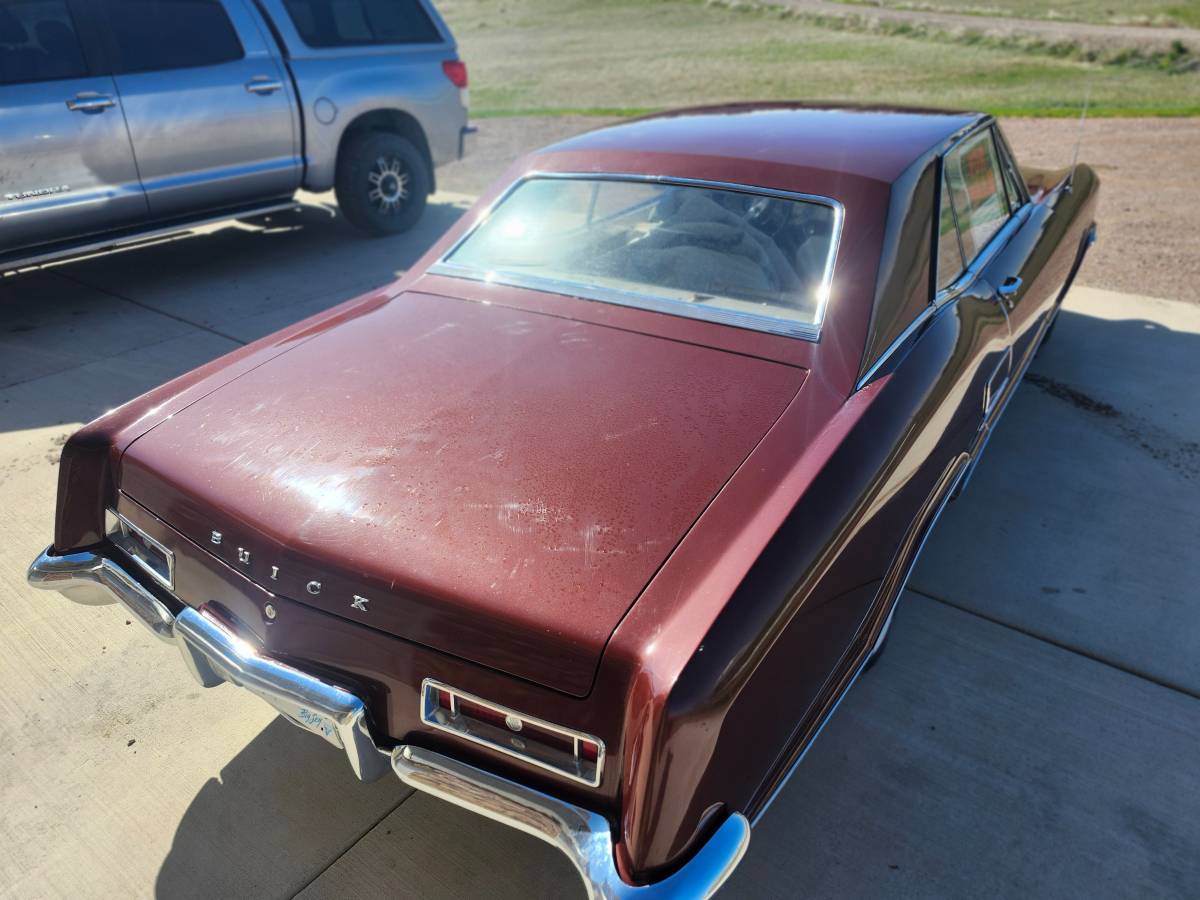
[28,545,749,898]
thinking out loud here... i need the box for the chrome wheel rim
[367,156,409,215]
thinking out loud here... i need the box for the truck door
[0,0,147,257]
[96,0,301,220]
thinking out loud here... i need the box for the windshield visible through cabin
[436,177,841,336]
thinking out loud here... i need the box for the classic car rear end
[29,104,1097,896]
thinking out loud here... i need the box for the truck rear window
[432,176,843,339]
[282,0,441,47]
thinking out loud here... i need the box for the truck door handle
[66,93,116,112]
[245,78,283,95]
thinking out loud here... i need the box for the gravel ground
[440,115,1200,303]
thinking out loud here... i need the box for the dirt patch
[765,0,1200,56]
[1025,373,1118,417]
[1002,117,1200,303]
[1025,372,1200,480]
[440,115,1200,303]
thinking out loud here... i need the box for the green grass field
[831,0,1200,29]
[439,0,1200,118]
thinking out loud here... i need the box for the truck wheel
[335,132,429,236]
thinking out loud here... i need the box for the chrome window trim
[428,171,845,342]
[420,678,607,788]
[105,508,176,591]
[993,125,1030,210]
[854,302,940,391]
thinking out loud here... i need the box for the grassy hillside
[439,0,1200,117]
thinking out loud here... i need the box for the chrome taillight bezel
[105,508,175,591]
[420,679,605,787]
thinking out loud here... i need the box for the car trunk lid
[120,290,805,696]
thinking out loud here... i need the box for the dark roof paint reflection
[543,103,981,185]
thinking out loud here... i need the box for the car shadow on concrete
[154,712,583,900]
[0,197,466,435]
[146,305,1200,899]
[153,717,410,900]
[914,305,1200,694]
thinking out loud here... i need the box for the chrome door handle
[996,275,1022,297]
[245,78,283,95]
[995,275,1022,310]
[66,93,116,111]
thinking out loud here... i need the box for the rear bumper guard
[28,545,749,898]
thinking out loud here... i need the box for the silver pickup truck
[0,0,470,270]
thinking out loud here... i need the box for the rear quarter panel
[616,160,1100,881]
[253,0,465,189]
[615,283,1016,879]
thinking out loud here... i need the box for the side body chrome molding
[27,545,748,898]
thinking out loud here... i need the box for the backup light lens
[421,679,604,787]
[105,509,174,590]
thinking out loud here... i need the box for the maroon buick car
[30,104,1097,897]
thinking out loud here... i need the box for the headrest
[0,8,29,45]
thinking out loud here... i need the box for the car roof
[538,103,983,185]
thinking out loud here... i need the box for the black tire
[335,132,429,236]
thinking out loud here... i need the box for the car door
[977,125,1065,369]
[943,125,1055,376]
[936,143,1013,437]
[96,0,301,220]
[0,0,147,256]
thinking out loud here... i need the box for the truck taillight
[442,59,468,89]
[422,679,604,787]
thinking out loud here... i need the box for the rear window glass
[0,0,87,85]
[103,0,243,73]
[282,0,441,46]
[435,177,842,337]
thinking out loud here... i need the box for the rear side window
[282,0,441,47]
[102,0,243,73]
[935,174,964,291]
[0,0,87,85]
[942,129,1010,261]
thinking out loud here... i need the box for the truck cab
[0,0,469,270]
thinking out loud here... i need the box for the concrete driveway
[1,187,1197,899]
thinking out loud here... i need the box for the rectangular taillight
[105,509,174,589]
[441,59,468,88]
[421,679,604,787]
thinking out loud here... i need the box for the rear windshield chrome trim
[429,171,845,342]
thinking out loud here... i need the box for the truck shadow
[0,195,467,435]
